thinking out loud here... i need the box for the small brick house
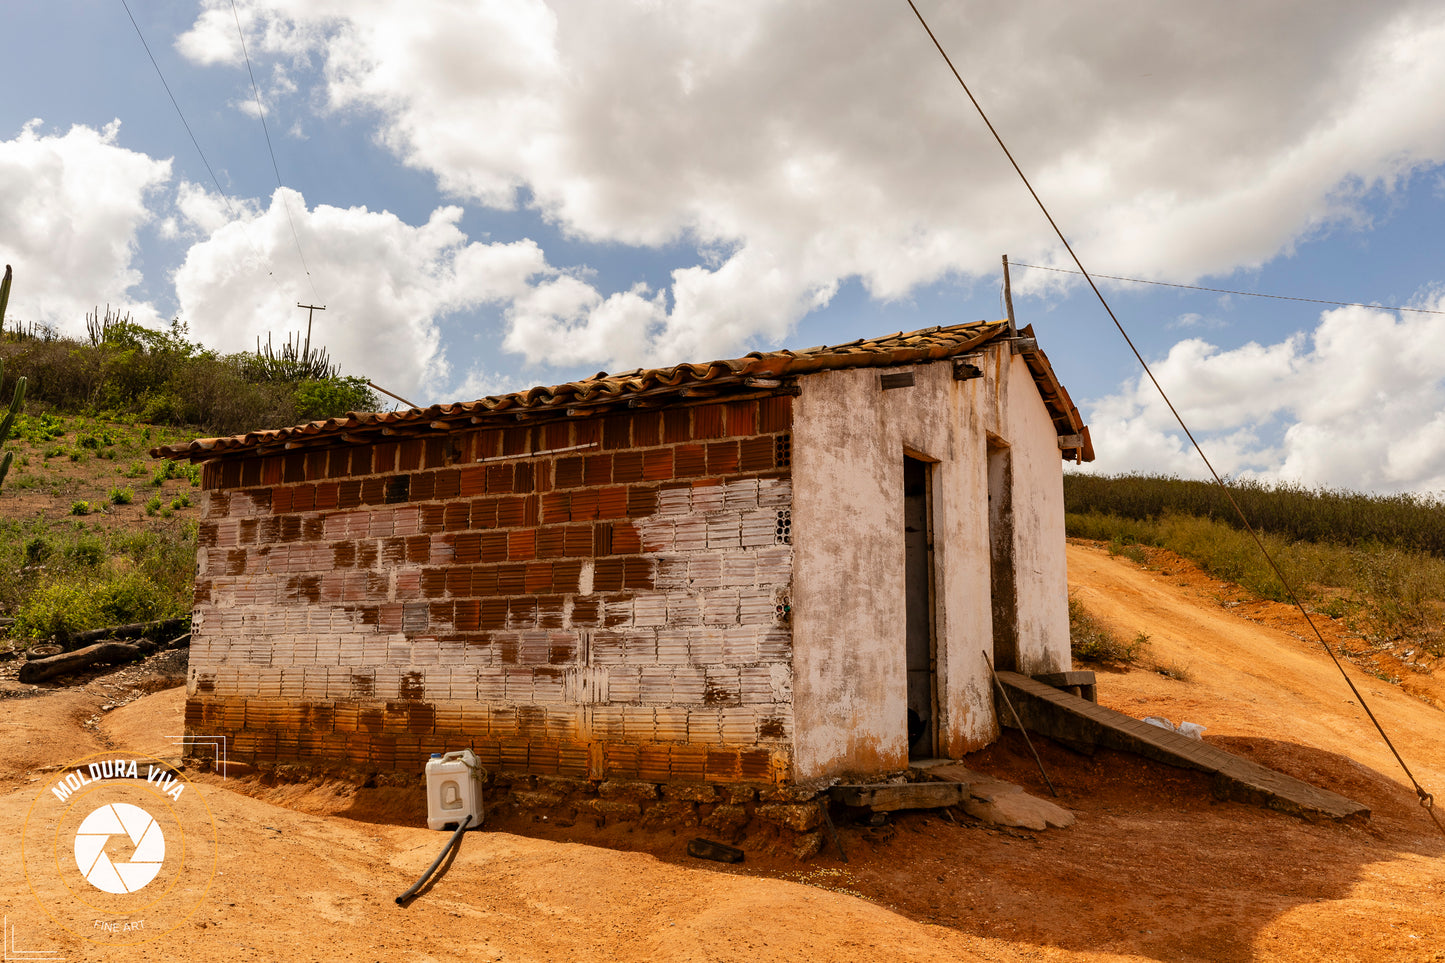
[158,320,1092,787]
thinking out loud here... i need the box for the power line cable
[118,0,286,302]
[1012,261,1445,317]
[119,0,237,223]
[230,0,321,304]
[905,0,1442,837]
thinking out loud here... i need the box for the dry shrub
[1069,593,1148,666]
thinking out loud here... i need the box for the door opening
[987,436,1019,671]
[904,455,938,759]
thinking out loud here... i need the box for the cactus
[0,266,28,491]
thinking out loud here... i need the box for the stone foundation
[186,756,832,859]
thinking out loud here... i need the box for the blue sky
[4,1,1445,492]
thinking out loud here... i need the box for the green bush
[97,570,178,624]
[69,500,91,516]
[109,486,134,505]
[12,570,183,639]
[293,377,378,422]
[23,536,52,565]
[0,517,196,628]
[1,317,375,436]
[66,536,105,565]
[144,495,161,516]
[13,581,102,639]
[1069,593,1148,666]
[140,392,185,425]
[15,412,65,443]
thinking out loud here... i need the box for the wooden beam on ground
[828,782,969,812]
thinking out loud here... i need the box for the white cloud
[177,0,1445,372]
[175,180,257,236]
[449,367,531,405]
[0,120,171,330]
[172,188,556,403]
[1169,312,1227,331]
[174,3,322,67]
[503,277,665,369]
[1080,298,1445,493]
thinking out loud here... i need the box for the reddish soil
[1,541,1442,961]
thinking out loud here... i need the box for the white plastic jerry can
[425,749,483,831]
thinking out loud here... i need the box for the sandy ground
[1,541,1443,962]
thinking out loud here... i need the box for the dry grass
[1069,503,1445,659]
[1065,472,1445,556]
[1068,593,1148,667]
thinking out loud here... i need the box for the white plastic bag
[1176,721,1207,741]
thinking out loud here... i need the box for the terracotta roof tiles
[153,320,1092,462]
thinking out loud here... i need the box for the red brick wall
[185,395,795,782]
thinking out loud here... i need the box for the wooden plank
[829,782,968,812]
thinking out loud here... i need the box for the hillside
[1,542,1441,961]
[0,411,201,644]
[1064,473,1445,685]
[0,412,199,527]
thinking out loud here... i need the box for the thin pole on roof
[368,381,420,410]
[1002,255,1017,337]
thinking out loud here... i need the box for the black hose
[395,814,472,905]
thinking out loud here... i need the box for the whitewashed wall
[788,345,1069,780]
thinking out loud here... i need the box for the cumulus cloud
[176,0,1445,371]
[449,367,532,406]
[1169,312,1227,331]
[172,187,557,402]
[1081,298,1445,493]
[0,120,171,330]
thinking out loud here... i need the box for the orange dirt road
[0,541,1442,962]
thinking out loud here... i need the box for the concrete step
[995,671,1369,821]
[918,763,1076,830]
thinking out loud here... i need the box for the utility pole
[1001,255,1016,337]
[297,302,326,358]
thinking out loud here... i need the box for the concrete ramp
[995,671,1369,821]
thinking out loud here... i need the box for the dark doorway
[988,437,1018,671]
[904,455,937,759]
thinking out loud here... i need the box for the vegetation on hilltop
[1065,472,1445,556]
[0,308,378,437]
[0,299,382,645]
[1066,474,1445,665]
